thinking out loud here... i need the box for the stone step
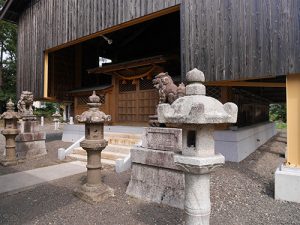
[105,132,142,146]
[70,147,128,162]
[67,154,116,165]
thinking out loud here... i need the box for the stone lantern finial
[6,98,14,111]
[76,91,111,124]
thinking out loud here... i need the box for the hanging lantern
[132,79,137,85]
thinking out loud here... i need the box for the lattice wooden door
[118,79,158,123]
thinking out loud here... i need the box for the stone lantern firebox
[74,91,114,203]
[158,69,238,225]
[0,99,20,166]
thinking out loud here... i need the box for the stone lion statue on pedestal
[17,91,34,116]
[153,72,186,104]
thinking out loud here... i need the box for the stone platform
[126,127,184,209]
[16,120,47,159]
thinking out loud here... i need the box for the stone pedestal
[1,129,19,166]
[15,119,47,159]
[126,127,185,209]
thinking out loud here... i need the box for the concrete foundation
[275,164,300,203]
[214,122,276,162]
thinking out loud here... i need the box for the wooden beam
[87,55,167,74]
[205,81,286,88]
[43,52,49,98]
[46,5,180,53]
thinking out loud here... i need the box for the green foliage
[269,103,286,123]
[34,103,57,118]
[0,0,17,113]
[275,121,287,130]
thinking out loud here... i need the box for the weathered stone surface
[0,99,20,166]
[141,127,182,152]
[156,69,238,225]
[74,91,114,203]
[158,97,238,124]
[74,183,114,204]
[126,163,184,209]
[16,140,47,159]
[15,132,46,142]
[131,147,179,170]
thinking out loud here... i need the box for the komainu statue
[17,91,34,116]
[153,72,186,104]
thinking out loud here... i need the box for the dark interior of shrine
[47,11,181,101]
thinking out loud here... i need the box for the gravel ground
[0,123,71,175]
[1,130,300,225]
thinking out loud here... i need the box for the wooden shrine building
[2,0,300,203]
[0,0,299,126]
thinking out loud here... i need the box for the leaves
[269,104,286,123]
[0,0,17,112]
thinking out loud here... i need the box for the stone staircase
[67,132,142,165]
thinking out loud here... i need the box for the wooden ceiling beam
[205,81,286,88]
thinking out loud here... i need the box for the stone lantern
[0,99,20,166]
[74,91,114,203]
[52,108,61,130]
[157,68,238,225]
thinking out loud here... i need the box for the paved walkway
[0,161,86,195]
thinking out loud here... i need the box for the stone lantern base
[74,183,114,204]
[0,158,18,167]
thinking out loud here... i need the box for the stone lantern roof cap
[157,69,238,124]
[76,91,111,123]
[52,109,61,118]
[0,98,21,120]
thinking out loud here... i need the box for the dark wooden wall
[181,0,300,81]
[17,0,181,98]
[16,0,300,99]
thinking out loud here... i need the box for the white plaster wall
[214,122,277,162]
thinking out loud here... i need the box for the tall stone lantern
[74,91,114,203]
[0,99,20,166]
[157,68,238,225]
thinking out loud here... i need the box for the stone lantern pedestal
[0,99,20,166]
[158,68,238,225]
[74,91,114,204]
[15,91,46,159]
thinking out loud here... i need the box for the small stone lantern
[0,99,20,166]
[52,109,61,130]
[74,91,114,203]
[158,69,238,225]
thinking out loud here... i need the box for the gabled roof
[0,0,31,23]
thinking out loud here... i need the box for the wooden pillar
[43,52,49,98]
[286,74,300,167]
[220,86,232,104]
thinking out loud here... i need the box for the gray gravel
[1,130,300,225]
[0,123,72,175]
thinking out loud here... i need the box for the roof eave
[0,0,18,23]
